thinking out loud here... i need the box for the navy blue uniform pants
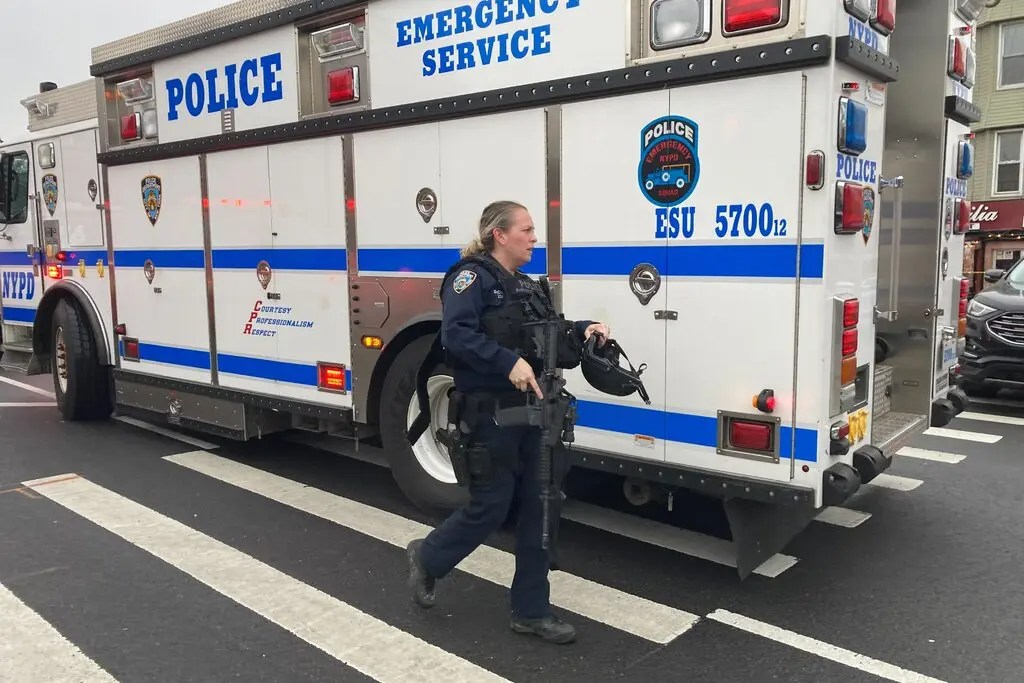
[419,415,552,619]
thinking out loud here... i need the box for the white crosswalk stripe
[561,500,797,578]
[164,450,700,644]
[814,507,872,528]
[897,447,966,464]
[22,473,509,683]
[0,376,55,398]
[956,411,1024,428]
[922,427,1001,444]
[865,473,923,492]
[0,581,117,683]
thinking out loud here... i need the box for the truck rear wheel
[51,299,112,421]
[379,335,469,516]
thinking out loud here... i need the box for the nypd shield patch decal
[141,175,162,226]
[41,174,58,217]
[452,270,477,294]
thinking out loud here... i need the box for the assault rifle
[493,276,577,550]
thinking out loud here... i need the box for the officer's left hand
[585,323,610,346]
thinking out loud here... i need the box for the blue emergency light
[957,140,974,179]
[838,97,868,155]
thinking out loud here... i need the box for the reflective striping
[0,402,58,407]
[561,500,797,577]
[923,427,1002,444]
[1,306,36,323]
[896,447,965,464]
[563,243,824,279]
[864,473,923,492]
[112,248,346,271]
[0,581,118,683]
[707,610,946,683]
[165,450,700,643]
[576,399,818,462]
[356,247,547,275]
[814,507,872,528]
[23,473,509,683]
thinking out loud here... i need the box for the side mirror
[984,268,1005,283]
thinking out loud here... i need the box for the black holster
[435,389,474,487]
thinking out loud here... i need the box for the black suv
[959,258,1024,397]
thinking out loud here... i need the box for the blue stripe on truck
[1,306,36,323]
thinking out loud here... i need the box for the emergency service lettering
[837,153,878,184]
[1,271,35,300]
[946,177,968,198]
[395,0,582,77]
[166,52,284,121]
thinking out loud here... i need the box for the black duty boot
[510,614,576,644]
[406,539,435,609]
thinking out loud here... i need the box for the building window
[999,21,1024,88]
[994,130,1023,195]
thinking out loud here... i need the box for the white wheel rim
[55,326,68,394]
[406,374,458,485]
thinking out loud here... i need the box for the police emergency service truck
[0,0,988,577]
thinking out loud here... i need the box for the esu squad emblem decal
[638,116,700,207]
[141,175,162,226]
[41,174,58,216]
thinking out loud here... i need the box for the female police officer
[406,200,608,645]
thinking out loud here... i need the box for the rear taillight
[835,296,860,390]
[843,299,860,328]
[806,151,824,190]
[723,0,786,34]
[123,337,140,361]
[327,67,360,106]
[842,329,858,357]
[317,362,347,393]
[954,276,970,343]
[729,420,772,451]
[45,264,63,279]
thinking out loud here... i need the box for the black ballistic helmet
[580,335,651,405]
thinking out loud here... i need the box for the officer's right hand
[509,358,543,399]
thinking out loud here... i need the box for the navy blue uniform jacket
[441,259,592,394]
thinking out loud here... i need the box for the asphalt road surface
[2,368,1023,683]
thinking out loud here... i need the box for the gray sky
[0,0,231,142]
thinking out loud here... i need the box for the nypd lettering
[836,153,878,184]
[395,0,581,77]
[945,176,968,198]
[2,271,36,300]
[848,17,882,52]
[165,52,284,121]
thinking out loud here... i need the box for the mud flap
[724,496,816,580]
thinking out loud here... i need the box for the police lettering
[848,17,881,51]
[837,153,878,184]
[644,120,695,147]
[395,0,581,77]
[166,52,284,121]
[946,177,968,198]
[1,271,35,300]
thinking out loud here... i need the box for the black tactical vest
[444,254,581,371]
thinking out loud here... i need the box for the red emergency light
[948,37,967,80]
[327,67,360,105]
[317,362,347,392]
[955,198,972,234]
[835,181,865,234]
[120,113,141,142]
[871,0,896,35]
[723,0,784,34]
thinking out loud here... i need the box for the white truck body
[0,0,989,576]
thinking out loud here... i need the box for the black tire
[379,335,469,517]
[51,299,112,421]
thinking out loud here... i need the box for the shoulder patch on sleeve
[451,269,478,294]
